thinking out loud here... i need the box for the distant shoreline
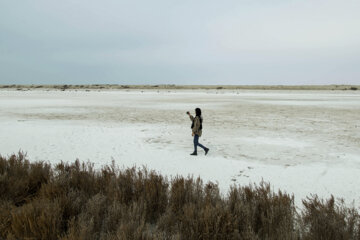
[0,84,358,91]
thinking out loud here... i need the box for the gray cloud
[1,0,359,85]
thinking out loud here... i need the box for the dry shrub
[61,193,107,240]
[0,152,51,205]
[178,202,237,240]
[1,153,360,239]
[100,201,125,237]
[9,198,62,240]
[168,176,204,215]
[300,195,360,240]
[0,200,13,239]
[108,166,168,222]
[228,182,297,239]
[136,169,168,222]
[96,200,153,240]
[62,196,154,240]
[112,167,136,204]
[54,160,98,196]
[161,180,296,239]
[140,171,168,223]
[113,202,153,240]
[174,182,230,239]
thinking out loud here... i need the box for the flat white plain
[0,89,359,207]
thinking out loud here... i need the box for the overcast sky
[1,0,359,85]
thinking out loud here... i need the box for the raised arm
[186,111,194,121]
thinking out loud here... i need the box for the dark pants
[193,134,206,153]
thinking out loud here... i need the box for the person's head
[195,108,201,116]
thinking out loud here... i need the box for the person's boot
[190,151,197,156]
[204,148,209,155]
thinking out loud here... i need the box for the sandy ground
[0,89,359,207]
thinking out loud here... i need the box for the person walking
[186,108,209,156]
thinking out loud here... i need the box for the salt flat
[0,89,359,206]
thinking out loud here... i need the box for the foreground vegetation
[1,153,359,240]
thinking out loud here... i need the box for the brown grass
[0,152,359,239]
